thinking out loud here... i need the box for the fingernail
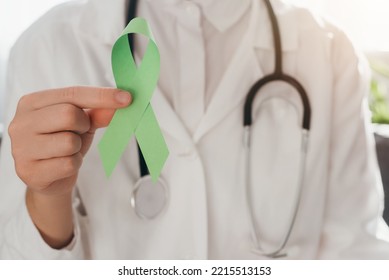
[114,91,131,104]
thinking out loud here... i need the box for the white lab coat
[1,0,389,259]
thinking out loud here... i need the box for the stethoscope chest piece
[131,175,168,220]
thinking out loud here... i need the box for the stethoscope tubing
[244,73,311,130]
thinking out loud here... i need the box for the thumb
[87,90,132,132]
[88,108,118,132]
[79,108,118,156]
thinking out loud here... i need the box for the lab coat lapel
[193,43,263,142]
[193,0,261,142]
[193,0,299,142]
[151,88,195,148]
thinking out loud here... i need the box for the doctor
[1,0,389,259]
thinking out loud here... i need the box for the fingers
[87,108,116,131]
[17,86,132,112]
[28,104,91,134]
[28,132,82,160]
[16,99,117,136]
[16,153,83,190]
[9,86,131,195]
[77,108,117,156]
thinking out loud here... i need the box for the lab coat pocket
[248,88,303,253]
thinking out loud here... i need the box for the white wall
[289,0,389,51]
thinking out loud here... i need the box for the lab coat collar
[80,0,251,44]
[187,0,252,33]
[80,0,299,50]
[126,0,299,51]
[144,0,251,33]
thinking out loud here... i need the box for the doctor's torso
[2,0,388,259]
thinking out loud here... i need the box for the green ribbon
[98,17,169,181]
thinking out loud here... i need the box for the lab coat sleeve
[0,196,86,260]
[318,29,389,259]
[0,22,88,260]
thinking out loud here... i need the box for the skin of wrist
[26,188,75,249]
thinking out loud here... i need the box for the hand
[9,86,131,196]
[8,86,131,248]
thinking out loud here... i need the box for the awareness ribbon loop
[98,18,169,181]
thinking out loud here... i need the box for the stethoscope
[127,0,311,258]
